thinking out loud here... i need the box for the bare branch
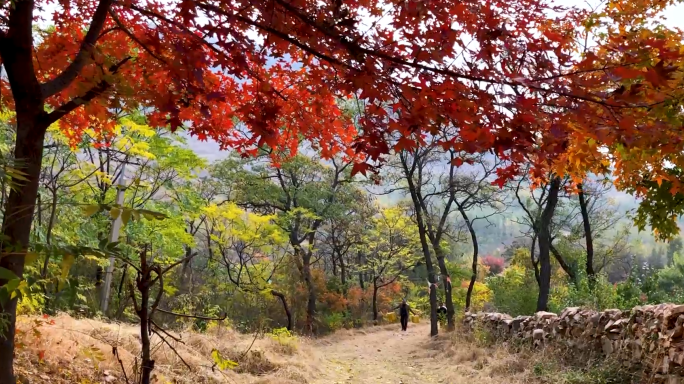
[156,307,227,321]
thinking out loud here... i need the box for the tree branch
[156,307,227,321]
[41,0,115,98]
[42,56,131,126]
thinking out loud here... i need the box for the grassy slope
[14,314,634,384]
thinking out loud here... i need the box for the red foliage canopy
[4,0,681,179]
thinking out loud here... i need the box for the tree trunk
[331,254,337,277]
[428,281,437,335]
[530,233,540,285]
[0,107,48,382]
[415,216,438,336]
[459,207,479,311]
[357,250,365,290]
[178,245,193,292]
[139,276,153,384]
[550,243,576,282]
[537,177,561,312]
[403,161,438,336]
[578,183,595,279]
[44,189,58,246]
[433,245,455,331]
[339,252,347,288]
[271,290,292,331]
[299,250,316,334]
[372,282,379,321]
[40,190,59,283]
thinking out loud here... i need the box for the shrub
[321,312,345,333]
[268,327,298,355]
[549,271,619,313]
[481,256,505,275]
[454,281,492,312]
[486,265,538,316]
[384,312,397,323]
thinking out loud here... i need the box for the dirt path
[311,323,453,384]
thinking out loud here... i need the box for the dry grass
[12,315,642,384]
[14,314,322,384]
[441,325,641,384]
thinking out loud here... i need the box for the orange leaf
[612,66,643,80]
[644,68,664,88]
[619,116,636,131]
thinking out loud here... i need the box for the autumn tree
[318,188,374,292]
[167,175,220,292]
[204,202,293,330]
[513,169,630,309]
[360,207,420,321]
[211,153,356,333]
[388,145,439,336]
[513,173,576,283]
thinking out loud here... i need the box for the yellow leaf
[121,208,132,226]
[25,252,38,265]
[83,205,100,217]
[109,207,121,220]
[58,254,75,292]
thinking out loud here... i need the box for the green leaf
[58,254,75,292]
[109,207,121,220]
[0,267,18,281]
[139,209,167,221]
[98,237,109,250]
[4,279,20,296]
[83,205,101,217]
[9,280,25,300]
[121,208,133,226]
[211,349,238,370]
[25,252,38,265]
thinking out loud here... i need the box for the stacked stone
[463,304,684,383]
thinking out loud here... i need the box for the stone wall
[463,304,684,383]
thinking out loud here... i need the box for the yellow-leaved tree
[359,206,422,321]
[204,202,294,329]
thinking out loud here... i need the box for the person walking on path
[393,299,416,331]
[437,302,448,328]
[437,302,447,317]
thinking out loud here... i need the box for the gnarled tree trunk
[372,281,379,321]
[0,91,49,383]
[537,176,561,312]
[298,249,316,334]
[460,207,479,311]
[270,290,292,331]
[578,183,595,280]
[433,246,455,331]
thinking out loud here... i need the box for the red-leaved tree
[481,256,505,275]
